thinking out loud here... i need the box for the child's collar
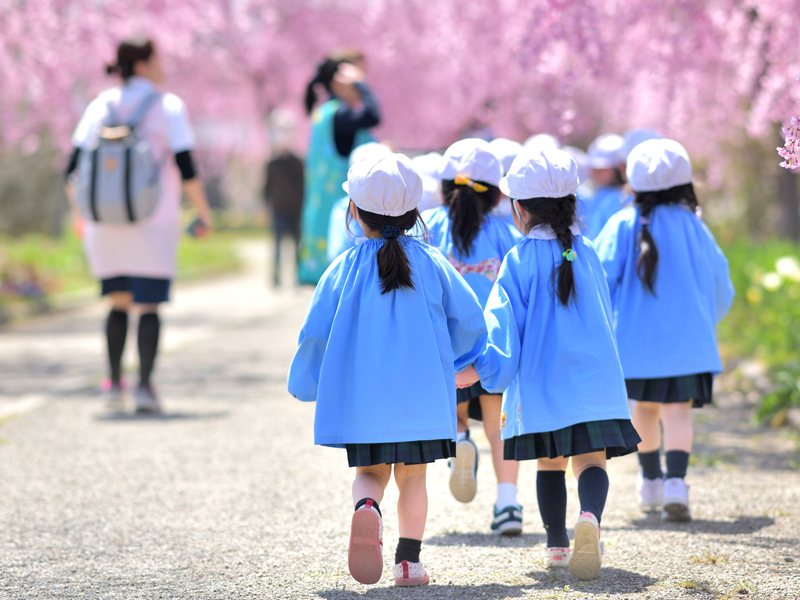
[526,223,582,240]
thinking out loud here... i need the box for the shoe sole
[394,573,430,587]
[569,521,602,580]
[662,502,692,522]
[494,520,522,536]
[449,440,477,503]
[348,510,383,585]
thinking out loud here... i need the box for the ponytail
[106,36,154,82]
[634,182,698,294]
[441,179,499,255]
[351,206,429,294]
[517,194,579,306]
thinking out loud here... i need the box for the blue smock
[474,229,631,438]
[594,205,734,379]
[422,206,523,308]
[581,186,626,240]
[288,237,488,447]
[327,195,364,262]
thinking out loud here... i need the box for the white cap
[587,134,624,169]
[488,138,523,175]
[343,154,423,216]
[626,139,692,193]
[562,145,590,184]
[438,138,503,187]
[618,128,661,163]
[523,133,561,153]
[349,142,392,167]
[500,148,580,199]
[411,152,443,180]
[417,175,443,213]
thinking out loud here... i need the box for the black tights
[105,309,160,388]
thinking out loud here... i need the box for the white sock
[456,430,468,442]
[496,482,518,508]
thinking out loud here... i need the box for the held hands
[456,365,480,389]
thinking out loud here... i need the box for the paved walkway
[1,243,799,599]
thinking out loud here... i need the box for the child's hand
[456,365,479,389]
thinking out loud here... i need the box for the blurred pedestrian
[65,36,213,414]
[264,119,304,286]
[582,134,626,240]
[298,48,381,284]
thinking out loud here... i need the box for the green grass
[0,221,245,311]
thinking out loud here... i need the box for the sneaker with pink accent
[569,512,603,580]
[543,546,572,567]
[348,500,383,585]
[392,560,429,587]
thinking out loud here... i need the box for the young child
[288,154,487,587]
[593,139,734,522]
[422,138,524,534]
[457,148,640,581]
[581,134,626,240]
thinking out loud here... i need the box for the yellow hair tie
[454,174,489,193]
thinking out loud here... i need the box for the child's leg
[537,457,570,548]
[393,463,428,541]
[632,401,664,480]
[572,452,609,523]
[353,464,392,507]
[479,394,520,501]
[349,464,391,585]
[456,401,469,436]
[569,452,607,581]
[660,401,692,478]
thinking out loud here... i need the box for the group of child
[287,132,735,587]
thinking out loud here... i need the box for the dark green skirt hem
[626,373,713,408]
[504,419,641,461]
[346,439,456,467]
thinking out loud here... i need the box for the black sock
[578,467,610,524]
[394,537,422,564]
[106,309,128,385]
[354,497,382,517]
[537,470,569,548]
[665,450,690,479]
[637,450,664,480]
[137,313,160,389]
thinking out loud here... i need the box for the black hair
[106,36,155,81]
[634,182,698,294]
[440,179,500,255]
[304,48,364,115]
[346,205,428,294]
[516,194,579,306]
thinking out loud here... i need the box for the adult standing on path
[65,36,213,414]
[297,49,381,285]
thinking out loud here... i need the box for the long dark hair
[346,206,428,294]
[106,37,155,81]
[516,195,579,306]
[634,182,698,293]
[441,179,500,255]
[304,48,364,115]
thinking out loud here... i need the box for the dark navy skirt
[346,439,457,467]
[626,373,713,408]
[504,419,641,461]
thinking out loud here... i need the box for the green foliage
[717,238,800,423]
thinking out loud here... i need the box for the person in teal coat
[298,50,380,284]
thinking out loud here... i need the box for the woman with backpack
[65,36,213,414]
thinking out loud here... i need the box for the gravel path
[1,250,799,599]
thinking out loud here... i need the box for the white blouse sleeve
[163,93,196,153]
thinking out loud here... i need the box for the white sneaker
[392,560,429,587]
[637,472,664,510]
[449,434,478,503]
[661,477,691,522]
[134,386,162,414]
[103,385,129,412]
[569,512,603,580]
[544,546,572,567]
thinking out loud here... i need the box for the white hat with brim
[587,133,624,169]
[343,154,423,217]
[488,138,523,175]
[438,138,503,187]
[349,142,393,168]
[625,139,692,193]
[411,152,443,180]
[499,148,580,199]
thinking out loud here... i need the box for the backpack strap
[127,93,162,130]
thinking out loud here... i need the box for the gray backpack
[76,93,163,223]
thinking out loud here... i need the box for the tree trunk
[777,164,800,243]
